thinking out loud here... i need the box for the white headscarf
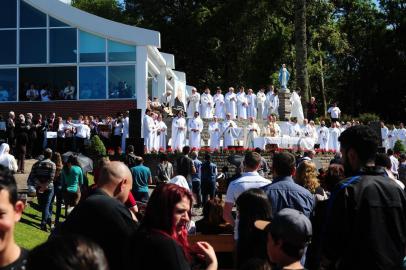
[0,143,9,158]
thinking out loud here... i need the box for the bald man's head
[98,161,132,203]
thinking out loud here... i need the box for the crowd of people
[0,124,405,269]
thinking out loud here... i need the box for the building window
[19,67,77,101]
[0,69,17,102]
[0,0,16,29]
[20,1,46,28]
[50,28,77,63]
[20,29,46,64]
[108,66,135,99]
[0,30,16,65]
[108,40,136,62]
[79,31,106,62]
[79,66,106,100]
[49,16,68,27]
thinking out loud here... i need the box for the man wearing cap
[263,152,314,218]
[255,208,312,270]
[321,125,406,270]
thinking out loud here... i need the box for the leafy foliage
[394,140,406,154]
[88,135,106,157]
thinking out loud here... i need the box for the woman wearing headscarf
[0,143,18,172]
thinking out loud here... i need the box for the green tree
[72,0,124,22]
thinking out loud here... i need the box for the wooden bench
[188,234,234,253]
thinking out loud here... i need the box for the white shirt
[225,171,270,204]
[74,123,91,139]
[390,155,399,174]
[327,106,341,119]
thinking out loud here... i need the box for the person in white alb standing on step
[188,111,204,149]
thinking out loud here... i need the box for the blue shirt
[262,176,315,217]
[192,159,202,181]
[130,165,151,193]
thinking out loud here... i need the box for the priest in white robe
[328,122,341,152]
[208,116,221,150]
[256,88,266,120]
[289,118,302,138]
[156,114,168,150]
[270,89,279,116]
[200,88,214,119]
[236,87,248,119]
[246,88,257,119]
[171,111,187,151]
[245,117,261,148]
[213,87,225,119]
[222,113,239,148]
[263,115,281,137]
[186,87,200,118]
[299,119,315,150]
[397,123,406,147]
[290,90,304,124]
[265,87,275,118]
[152,113,160,151]
[160,90,173,108]
[388,124,398,149]
[121,111,129,152]
[225,87,237,119]
[143,110,156,153]
[317,121,329,150]
[188,111,203,149]
[381,121,389,151]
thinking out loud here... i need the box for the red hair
[142,184,193,259]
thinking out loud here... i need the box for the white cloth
[289,123,302,137]
[213,94,225,119]
[143,115,156,152]
[290,91,304,123]
[381,126,389,151]
[318,126,329,150]
[327,106,341,119]
[328,127,341,152]
[74,123,90,139]
[0,144,17,172]
[26,89,39,100]
[40,89,51,101]
[222,120,238,147]
[188,117,203,149]
[236,92,248,119]
[160,92,173,107]
[265,92,274,117]
[256,92,266,120]
[245,123,260,148]
[246,94,257,118]
[397,128,406,144]
[153,120,160,151]
[63,86,75,99]
[200,93,214,118]
[121,116,129,151]
[171,116,186,151]
[169,175,190,191]
[187,92,200,118]
[263,122,281,137]
[208,122,221,150]
[271,95,279,116]
[156,120,167,150]
[388,128,398,149]
[225,92,237,119]
[390,155,399,175]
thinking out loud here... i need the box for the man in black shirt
[321,125,406,270]
[176,146,196,188]
[57,161,137,270]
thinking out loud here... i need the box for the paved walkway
[15,159,37,192]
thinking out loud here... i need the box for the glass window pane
[20,67,77,101]
[108,40,136,62]
[49,16,69,27]
[0,69,17,101]
[79,31,106,62]
[20,29,46,64]
[79,66,106,100]
[0,0,16,28]
[20,1,46,28]
[0,30,16,64]
[50,28,77,63]
[108,66,135,99]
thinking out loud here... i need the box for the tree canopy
[73,0,406,122]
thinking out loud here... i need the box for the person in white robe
[328,122,341,152]
[270,89,279,116]
[388,124,398,149]
[200,88,214,119]
[171,111,187,151]
[236,87,248,119]
[317,121,329,150]
[225,87,237,119]
[300,119,315,150]
[213,87,225,119]
[265,87,274,118]
[263,115,281,137]
[245,117,260,148]
[143,110,156,153]
[246,89,257,119]
[256,88,266,120]
[381,121,389,151]
[208,116,221,150]
[309,120,318,143]
[121,111,130,152]
[160,90,173,108]
[397,123,406,147]
[290,90,304,124]
[188,111,204,149]
[156,114,167,150]
[289,118,302,137]
[222,113,239,148]
[186,87,200,118]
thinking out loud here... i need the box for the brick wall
[0,100,137,118]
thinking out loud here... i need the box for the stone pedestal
[278,92,292,121]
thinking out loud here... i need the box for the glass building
[0,0,186,116]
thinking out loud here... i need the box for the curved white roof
[24,0,161,47]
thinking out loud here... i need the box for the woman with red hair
[128,183,217,270]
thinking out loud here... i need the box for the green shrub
[89,135,106,157]
[357,113,380,124]
[394,140,406,154]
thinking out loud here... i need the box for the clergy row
[381,122,406,151]
[184,86,280,120]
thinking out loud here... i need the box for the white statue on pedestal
[279,64,290,92]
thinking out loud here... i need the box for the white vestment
[225,92,237,119]
[265,92,275,117]
[209,122,221,149]
[213,94,225,119]
[381,126,389,151]
[160,93,173,107]
[188,117,203,148]
[264,122,281,137]
[290,91,304,123]
[388,128,398,149]
[222,120,238,148]
[171,117,186,151]
[153,120,160,151]
[236,92,248,119]
[328,127,341,152]
[397,128,406,146]
[256,92,266,120]
[300,124,315,150]
[156,120,167,150]
[143,115,156,152]
[121,116,129,151]
[289,123,302,137]
[271,95,279,116]
[245,123,260,148]
[246,94,257,118]
[187,93,200,118]
[200,93,214,118]
[318,126,329,150]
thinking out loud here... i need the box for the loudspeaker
[126,137,144,156]
[369,121,382,146]
[129,109,142,139]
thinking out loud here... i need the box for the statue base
[278,92,292,121]
[280,87,290,93]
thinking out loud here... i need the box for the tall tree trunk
[295,0,309,118]
[318,42,327,117]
